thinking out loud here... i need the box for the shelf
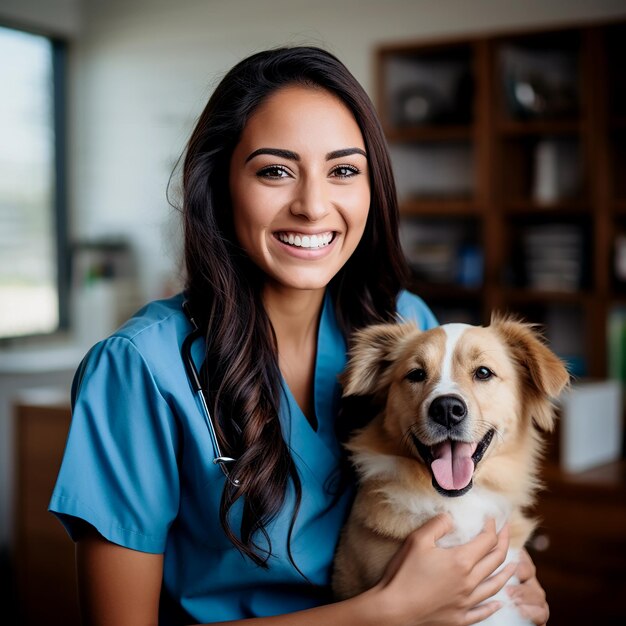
[400,198,479,216]
[497,119,581,136]
[503,198,589,215]
[385,125,473,142]
[499,288,592,305]
[614,200,626,215]
[409,281,483,300]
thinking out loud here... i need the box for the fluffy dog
[332,317,569,625]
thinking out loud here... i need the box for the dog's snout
[428,395,467,428]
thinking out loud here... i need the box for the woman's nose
[289,178,330,221]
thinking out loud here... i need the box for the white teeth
[277,231,333,249]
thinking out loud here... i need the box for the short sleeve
[396,290,439,330]
[49,336,180,553]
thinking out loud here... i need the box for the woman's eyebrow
[245,148,299,163]
[245,147,368,163]
[326,148,367,160]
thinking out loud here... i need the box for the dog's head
[341,315,570,498]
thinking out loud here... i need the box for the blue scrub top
[49,290,437,624]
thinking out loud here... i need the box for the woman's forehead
[236,85,366,156]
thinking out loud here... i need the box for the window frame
[52,36,70,335]
[0,24,70,343]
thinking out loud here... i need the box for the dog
[332,316,569,625]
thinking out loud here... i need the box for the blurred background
[1,0,626,624]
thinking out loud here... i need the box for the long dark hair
[182,46,409,569]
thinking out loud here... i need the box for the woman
[49,46,548,625]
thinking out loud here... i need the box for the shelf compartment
[499,136,586,205]
[410,280,484,326]
[390,141,477,204]
[379,44,475,128]
[494,30,582,124]
[502,215,593,294]
[400,215,483,289]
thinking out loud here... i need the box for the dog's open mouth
[411,429,495,498]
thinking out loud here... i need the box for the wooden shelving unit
[376,19,626,626]
[377,19,626,379]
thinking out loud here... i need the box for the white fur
[351,451,531,626]
[351,450,401,482]
[432,323,471,396]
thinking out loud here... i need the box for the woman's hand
[371,514,516,626]
[506,549,549,626]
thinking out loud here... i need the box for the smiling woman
[48,46,549,626]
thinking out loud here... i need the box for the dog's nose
[428,395,467,428]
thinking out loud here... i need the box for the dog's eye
[475,366,494,381]
[406,368,426,383]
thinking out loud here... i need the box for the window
[0,25,67,340]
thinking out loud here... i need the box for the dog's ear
[341,323,419,397]
[492,314,570,431]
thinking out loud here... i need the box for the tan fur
[333,317,570,600]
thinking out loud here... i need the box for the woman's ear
[340,323,420,397]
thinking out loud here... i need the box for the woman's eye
[256,165,291,179]
[475,366,494,381]
[330,164,359,179]
[406,368,426,383]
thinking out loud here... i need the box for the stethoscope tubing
[182,302,240,486]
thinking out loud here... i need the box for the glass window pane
[0,26,58,338]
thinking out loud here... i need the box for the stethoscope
[181,300,240,486]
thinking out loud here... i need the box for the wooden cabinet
[528,462,626,626]
[376,19,626,380]
[13,391,79,626]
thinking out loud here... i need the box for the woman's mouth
[275,231,335,249]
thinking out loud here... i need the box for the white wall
[69,0,626,303]
[0,0,81,36]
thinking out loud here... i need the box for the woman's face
[229,85,370,294]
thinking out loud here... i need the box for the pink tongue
[431,441,477,491]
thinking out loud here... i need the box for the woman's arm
[76,515,514,626]
[76,527,163,626]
